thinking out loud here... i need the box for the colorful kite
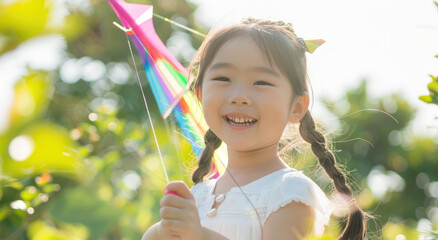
[108,0,226,180]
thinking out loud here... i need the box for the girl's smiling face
[201,36,304,152]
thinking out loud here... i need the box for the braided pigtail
[192,129,222,184]
[299,112,367,240]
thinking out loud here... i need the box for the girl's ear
[289,93,309,123]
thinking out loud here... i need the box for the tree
[0,0,202,239]
[323,80,438,239]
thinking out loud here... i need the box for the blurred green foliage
[323,80,438,239]
[0,0,437,239]
[1,0,199,239]
[420,70,438,105]
[419,1,438,106]
[0,0,50,54]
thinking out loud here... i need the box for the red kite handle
[163,187,183,198]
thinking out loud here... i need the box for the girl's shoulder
[264,168,334,237]
[266,168,331,207]
[274,168,326,193]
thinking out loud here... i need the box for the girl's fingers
[164,181,194,201]
[161,218,187,233]
[158,221,182,240]
[160,206,189,220]
[160,194,195,210]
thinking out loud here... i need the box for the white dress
[190,168,334,240]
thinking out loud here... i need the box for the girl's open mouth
[224,115,258,127]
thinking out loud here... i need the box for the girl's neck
[225,143,289,175]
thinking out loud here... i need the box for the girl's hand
[160,181,204,240]
[156,221,182,240]
[141,221,181,240]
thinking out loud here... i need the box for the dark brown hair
[190,18,367,240]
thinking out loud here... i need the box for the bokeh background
[0,0,437,239]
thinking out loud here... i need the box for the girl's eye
[254,81,273,86]
[213,77,230,82]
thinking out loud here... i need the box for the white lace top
[190,168,334,240]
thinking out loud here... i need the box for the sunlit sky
[1,0,438,137]
[190,0,438,137]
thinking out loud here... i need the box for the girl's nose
[228,91,252,105]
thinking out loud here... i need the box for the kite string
[113,20,189,119]
[153,13,206,38]
[125,33,170,183]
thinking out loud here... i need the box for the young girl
[143,18,367,240]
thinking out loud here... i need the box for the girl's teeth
[226,116,256,124]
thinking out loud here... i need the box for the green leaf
[42,183,59,194]
[2,122,87,179]
[4,181,24,190]
[20,186,39,201]
[28,220,89,240]
[0,0,52,54]
[48,187,123,239]
[419,95,433,103]
[427,80,438,94]
[0,206,10,222]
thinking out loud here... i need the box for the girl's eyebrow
[209,62,281,78]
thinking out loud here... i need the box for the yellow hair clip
[301,39,326,54]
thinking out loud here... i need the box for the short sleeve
[265,171,334,237]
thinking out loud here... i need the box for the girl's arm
[141,221,182,240]
[141,223,158,240]
[141,222,160,240]
[262,201,315,240]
